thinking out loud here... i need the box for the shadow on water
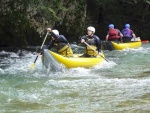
[135,71,150,78]
[117,93,150,112]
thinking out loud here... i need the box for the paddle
[29,32,49,69]
[84,42,109,62]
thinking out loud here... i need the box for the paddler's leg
[86,45,97,57]
[107,41,114,51]
[109,38,119,43]
[66,47,73,57]
[58,45,73,57]
[79,49,88,57]
[123,37,132,43]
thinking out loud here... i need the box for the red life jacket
[109,29,119,39]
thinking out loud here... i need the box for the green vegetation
[0,0,150,47]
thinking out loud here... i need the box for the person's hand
[98,52,102,56]
[81,39,85,43]
[47,28,51,32]
[37,48,42,53]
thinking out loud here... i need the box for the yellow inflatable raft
[111,41,142,50]
[111,37,142,50]
[42,50,105,68]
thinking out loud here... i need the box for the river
[0,43,150,113]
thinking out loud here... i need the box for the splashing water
[0,43,150,112]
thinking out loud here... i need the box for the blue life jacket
[122,29,132,38]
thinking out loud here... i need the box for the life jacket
[53,35,73,57]
[109,29,119,39]
[85,45,98,57]
[85,36,98,57]
[122,29,132,38]
[58,45,73,57]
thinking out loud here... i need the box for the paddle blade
[28,63,35,69]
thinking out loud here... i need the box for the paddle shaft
[84,42,109,62]
[40,32,49,49]
[33,32,49,63]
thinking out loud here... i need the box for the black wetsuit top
[47,32,69,50]
[81,35,101,52]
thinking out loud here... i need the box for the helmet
[125,24,130,28]
[87,26,95,33]
[108,24,114,28]
[52,29,59,35]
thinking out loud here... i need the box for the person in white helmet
[46,28,73,57]
[80,26,101,57]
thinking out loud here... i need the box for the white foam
[9,52,19,58]
[94,60,117,69]
[0,68,4,74]
[67,67,91,76]
[0,50,8,54]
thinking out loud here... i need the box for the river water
[0,43,150,113]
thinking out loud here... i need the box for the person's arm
[106,35,109,41]
[131,31,136,41]
[46,40,54,50]
[58,35,69,44]
[119,31,123,42]
[106,32,109,41]
[81,36,87,43]
[118,30,123,42]
[133,34,136,41]
[95,36,101,54]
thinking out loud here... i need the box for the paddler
[46,28,73,57]
[122,24,136,43]
[80,26,102,57]
[106,24,123,42]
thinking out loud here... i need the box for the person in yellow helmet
[46,28,73,57]
[80,26,101,57]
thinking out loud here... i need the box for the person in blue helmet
[106,24,123,42]
[122,24,136,43]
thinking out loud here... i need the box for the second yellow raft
[111,41,142,50]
